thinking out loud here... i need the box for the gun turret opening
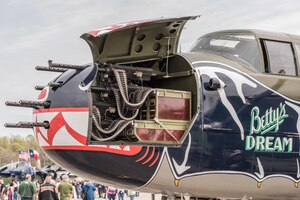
[90,55,197,145]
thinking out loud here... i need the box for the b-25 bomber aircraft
[5,16,300,199]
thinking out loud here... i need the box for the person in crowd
[11,179,18,200]
[38,176,58,200]
[95,184,101,198]
[18,174,37,200]
[45,173,56,185]
[71,181,77,199]
[82,180,96,200]
[107,186,117,200]
[101,185,107,199]
[0,179,5,200]
[55,177,61,190]
[117,189,124,200]
[128,190,136,200]
[58,175,73,200]
[6,183,14,200]
[75,181,82,199]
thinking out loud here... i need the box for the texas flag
[29,149,39,160]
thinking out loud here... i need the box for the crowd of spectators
[0,173,139,200]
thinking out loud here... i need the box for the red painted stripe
[142,147,155,165]
[149,152,160,167]
[135,147,149,163]
[42,145,143,156]
[34,107,89,113]
[36,127,44,141]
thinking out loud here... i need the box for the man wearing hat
[58,175,73,200]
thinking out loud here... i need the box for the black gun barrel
[48,60,87,70]
[48,82,61,88]
[36,66,68,73]
[91,86,110,92]
[5,101,38,109]
[4,121,50,129]
[35,86,45,90]
[19,100,50,108]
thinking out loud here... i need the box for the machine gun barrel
[5,101,37,108]
[91,85,150,92]
[35,66,68,73]
[19,100,50,108]
[48,60,87,70]
[35,86,45,90]
[4,121,50,129]
[48,82,61,88]
[91,86,110,92]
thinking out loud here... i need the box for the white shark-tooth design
[195,65,257,140]
[165,61,300,184]
[285,101,300,155]
[172,133,192,175]
[297,159,300,179]
[254,157,265,179]
[285,101,300,134]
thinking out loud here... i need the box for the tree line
[0,135,53,168]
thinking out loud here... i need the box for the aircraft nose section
[5,61,96,132]
[43,63,97,108]
[45,145,163,187]
[32,63,97,149]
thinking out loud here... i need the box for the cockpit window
[263,40,296,76]
[210,39,240,48]
[189,34,260,72]
[296,44,300,61]
[16,161,29,170]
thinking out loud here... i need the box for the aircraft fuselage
[6,16,300,199]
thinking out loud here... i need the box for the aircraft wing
[0,166,10,177]
[81,16,199,63]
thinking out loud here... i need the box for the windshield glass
[189,33,260,72]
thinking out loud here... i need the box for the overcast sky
[1,0,300,137]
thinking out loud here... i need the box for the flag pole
[28,149,31,165]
